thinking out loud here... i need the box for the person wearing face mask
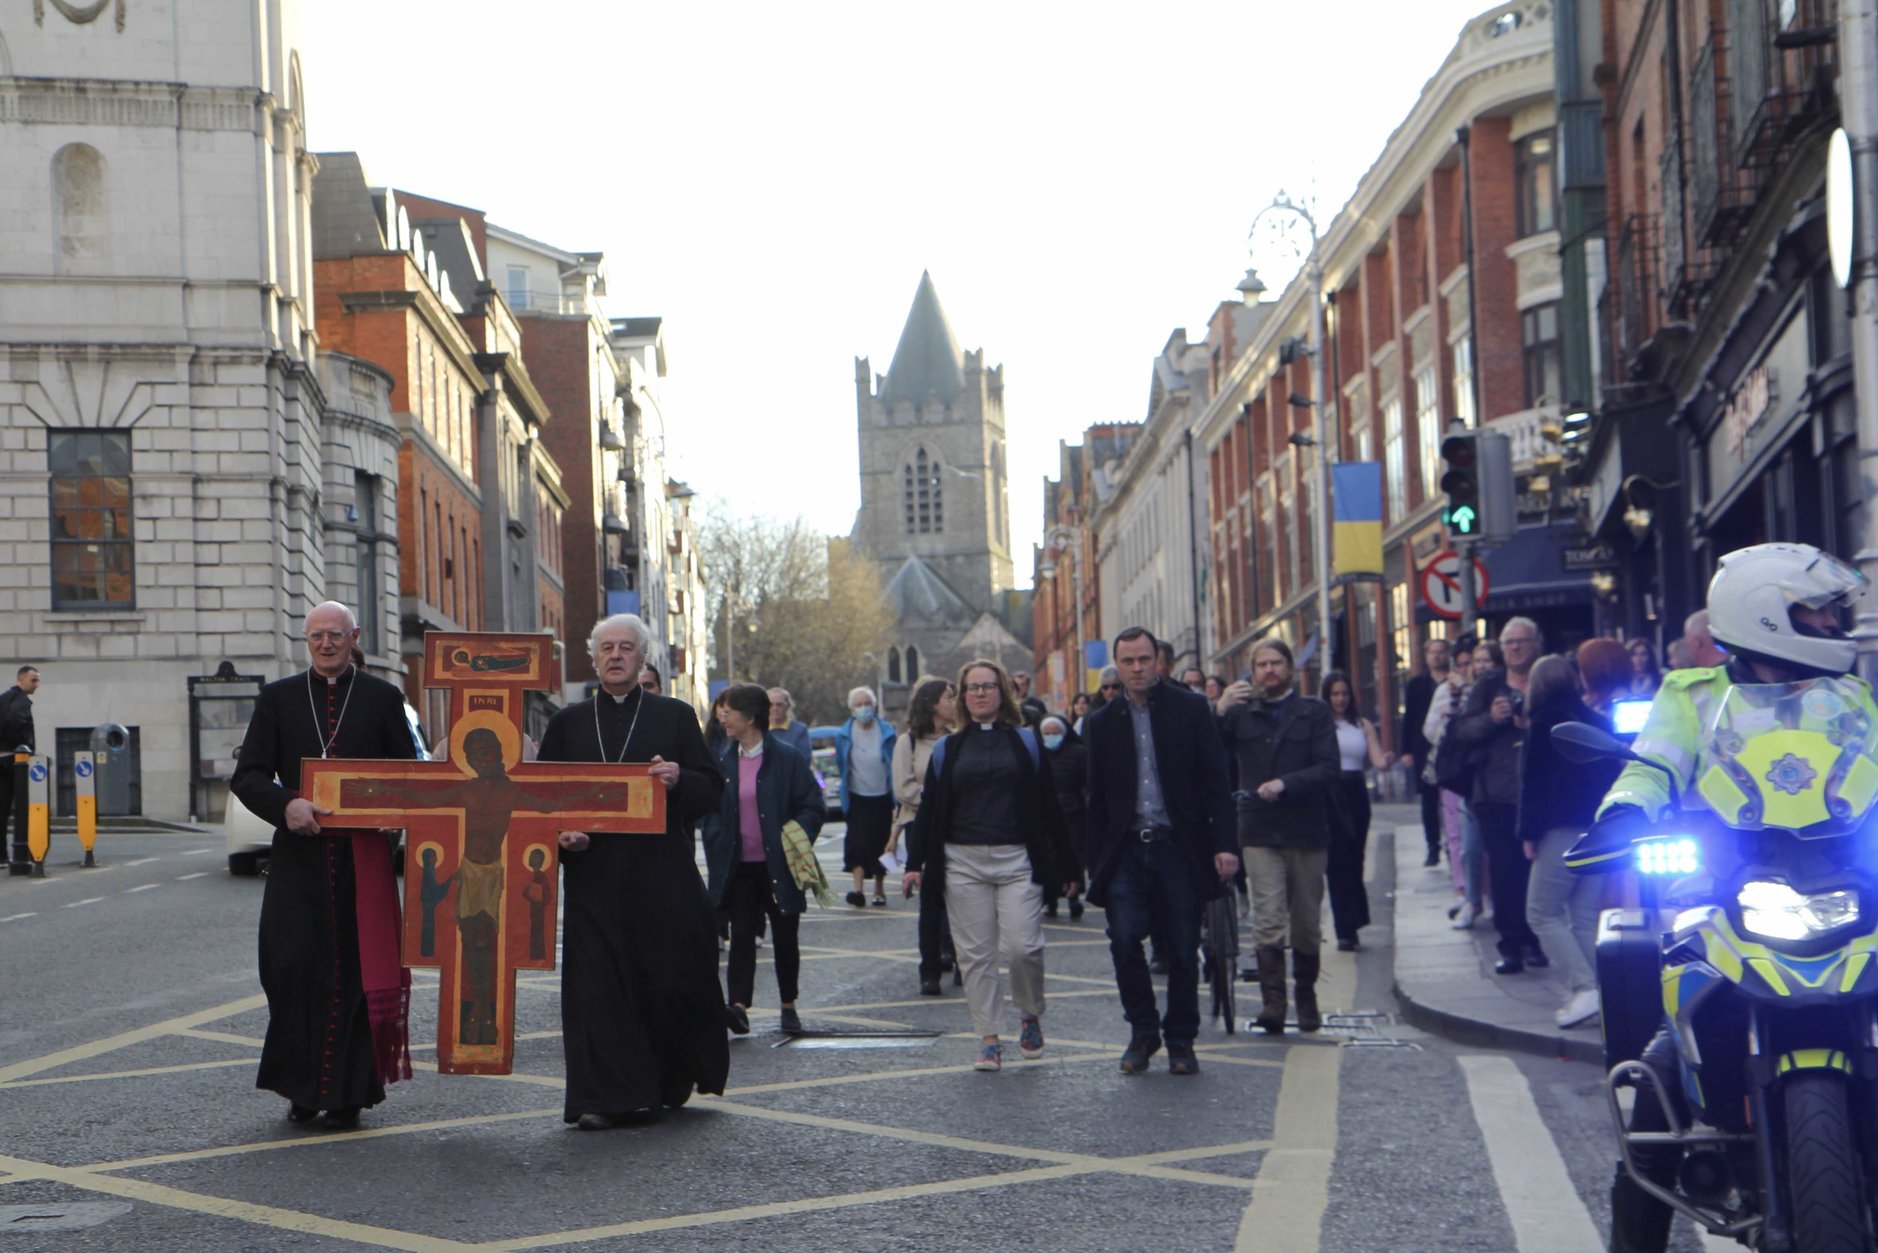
[1038,715,1088,921]
[835,685,897,907]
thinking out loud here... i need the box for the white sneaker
[1450,901,1478,930]
[1557,989,1601,1028]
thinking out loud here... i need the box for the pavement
[1380,802,1606,1065]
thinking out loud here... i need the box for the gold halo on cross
[448,710,522,774]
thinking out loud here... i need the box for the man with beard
[231,602,417,1127]
[537,613,727,1129]
[1216,637,1339,1034]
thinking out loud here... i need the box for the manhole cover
[773,1028,942,1050]
[0,1203,132,1233]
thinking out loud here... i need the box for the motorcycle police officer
[1582,542,1876,1252]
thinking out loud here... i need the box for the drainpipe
[1846,0,1878,673]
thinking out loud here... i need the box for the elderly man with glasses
[231,601,419,1128]
[1450,616,1547,974]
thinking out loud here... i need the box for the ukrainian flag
[1332,462,1384,581]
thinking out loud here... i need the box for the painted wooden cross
[301,633,664,1075]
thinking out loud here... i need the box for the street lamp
[1039,523,1084,703]
[1251,190,1333,682]
[721,588,758,681]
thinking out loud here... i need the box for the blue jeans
[1104,837,1202,1043]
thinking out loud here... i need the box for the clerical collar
[315,665,353,686]
[976,721,996,731]
[603,686,641,705]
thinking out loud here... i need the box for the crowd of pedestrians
[701,610,1706,1064]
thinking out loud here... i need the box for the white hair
[1040,715,1068,735]
[1684,608,1710,638]
[588,613,652,659]
[1499,616,1543,645]
[308,600,358,630]
[768,687,794,713]
[847,686,877,707]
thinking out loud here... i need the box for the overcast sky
[297,0,1502,588]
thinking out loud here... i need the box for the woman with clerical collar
[902,659,1076,1073]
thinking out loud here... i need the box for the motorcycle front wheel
[1783,1072,1873,1252]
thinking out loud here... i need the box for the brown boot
[1293,950,1322,1032]
[1255,946,1288,1034]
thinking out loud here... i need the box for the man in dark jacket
[1217,637,1339,1034]
[1451,616,1545,973]
[0,665,39,871]
[1084,627,1237,1075]
[1400,638,1448,867]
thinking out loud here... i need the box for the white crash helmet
[1706,542,1867,677]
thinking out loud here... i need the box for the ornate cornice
[0,79,262,132]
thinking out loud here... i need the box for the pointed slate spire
[880,271,964,408]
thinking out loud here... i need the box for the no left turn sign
[1419,551,1490,620]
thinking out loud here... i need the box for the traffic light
[1440,427,1515,543]
[1440,431,1482,539]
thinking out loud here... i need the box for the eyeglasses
[1502,636,1539,647]
[963,682,1001,695]
[1100,683,1122,692]
[304,631,352,644]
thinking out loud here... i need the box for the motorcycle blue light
[1635,837,1700,877]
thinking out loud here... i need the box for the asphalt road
[0,824,1730,1251]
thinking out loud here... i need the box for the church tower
[852,273,1014,610]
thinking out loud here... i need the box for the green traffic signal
[1446,504,1478,534]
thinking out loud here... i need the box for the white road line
[1234,1044,1341,1252]
[182,848,217,856]
[175,872,208,881]
[0,912,36,922]
[1458,1055,1604,1253]
[126,883,159,893]
[62,897,106,909]
[124,857,159,867]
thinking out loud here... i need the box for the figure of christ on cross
[304,721,663,1074]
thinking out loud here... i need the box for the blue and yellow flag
[1332,462,1384,581]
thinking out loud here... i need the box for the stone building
[0,0,364,821]
[1030,424,1138,710]
[852,274,1030,708]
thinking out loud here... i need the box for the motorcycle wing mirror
[1550,721,1639,765]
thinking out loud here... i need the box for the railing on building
[1691,32,1756,250]
[1733,0,1839,174]
[1609,213,1661,379]
[1484,406,1552,469]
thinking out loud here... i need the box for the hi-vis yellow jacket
[1596,665,1878,823]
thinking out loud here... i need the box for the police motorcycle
[1554,544,1878,1252]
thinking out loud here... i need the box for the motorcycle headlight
[1736,880,1862,941]
[1635,837,1701,877]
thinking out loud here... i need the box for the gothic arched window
[887,647,902,684]
[53,143,108,274]
[905,645,921,680]
[902,447,943,535]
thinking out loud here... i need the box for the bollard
[73,751,97,867]
[24,754,49,877]
[6,750,26,875]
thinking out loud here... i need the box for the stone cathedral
[851,273,1030,711]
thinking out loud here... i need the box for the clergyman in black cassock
[231,602,417,1124]
[538,616,727,1127]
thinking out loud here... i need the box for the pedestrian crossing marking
[1458,1054,1603,1253]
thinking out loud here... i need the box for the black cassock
[231,667,416,1110]
[537,686,728,1118]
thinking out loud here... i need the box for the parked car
[226,701,428,875]
[809,725,843,820]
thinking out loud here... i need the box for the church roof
[879,272,965,408]
[884,555,976,625]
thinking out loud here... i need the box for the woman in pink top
[704,684,827,1037]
